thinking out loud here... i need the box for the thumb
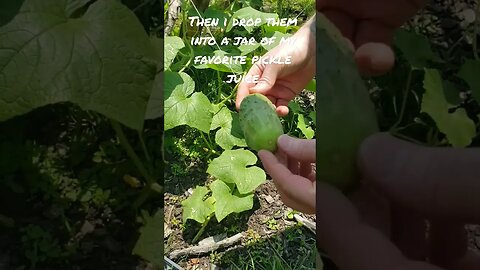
[358,132,480,223]
[250,63,281,93]
[277,135,316,162]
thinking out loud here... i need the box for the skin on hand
[235,17,315,117]
[317,0,427,75]
[315,133,480,270]
[258,135,316,214]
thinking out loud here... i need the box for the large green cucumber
[316,13,379,191]
[239,93,284,152]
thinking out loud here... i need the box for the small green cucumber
[239,93,284,152]
[316,13,379,191]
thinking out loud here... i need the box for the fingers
[390,206,428,260]
[358,133,480,223]
[428,221,467,269]
[354,20,395,75]
[318,11,395,76]
[236,64,261,111]
[321,9,355,40]
[453,250,480,270]
[277,184,315,214]
[315,180,443,270]
[258,150,315,213]
[277,135,316,162]
[249,63,280,94]
[355,43,395,76]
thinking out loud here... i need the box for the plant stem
[390,67,413,132]
[110,120,162,209]
[217,71,223,103]
[217,83,239,108]
[138,131,152,165]
[111,120,155,185]
[200,131,216,153]
[277,0,283,17]
[390,132,427,146]
[192,215,212,243]
[179,41,194,73]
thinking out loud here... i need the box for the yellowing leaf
[422,69,475,147]
[123,174,142,188]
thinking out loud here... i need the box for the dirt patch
[164,180,316,269]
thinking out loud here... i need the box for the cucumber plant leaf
[146,72,163,120]
[458,59,480,102]
[181,186,214,223]
[210,180,253,222]
[288,101,302,114]
[0,0,157,130]
[146,37,164,120]
[422,69,475,147]
[132,209,163,267]
[262,31,292,51]
[203,7,229,25]
[226,7,278,33]
[308,111,316,125]
[65,0,91,17]
[210,106,247,150]
[205,50,244,73]
[238,42,261,56]
[297,114,314,139]
[305,79,316,92]
[394,29,441,68]
[164,71,212,133]
[442,80,462,105]
[207,149,265,194]
[164,36,184,70]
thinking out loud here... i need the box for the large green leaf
[146,72,163,120]
[458,59,480,102]
[201,50,244,73]
[238,41,261,56]
[394,29,441,68]
[422,69,475,147]
[132,209,163,267]
[210,106,246,150]
[203,7,229,26]
[226,7,278,33]
[210,180,253,222]
[207,149,265,194]
[65,0,91,17]
[297,114,314,139]
[164,71,212,132]
[0,0,157,130]
[164,36,184,70]
[261,31,292,51]
[181,186,214,223]
[145,37,163,120]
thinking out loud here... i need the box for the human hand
[235,18,315,117]
[317,0,427,75]
[316,133,480,270]
[258,135,316,214]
